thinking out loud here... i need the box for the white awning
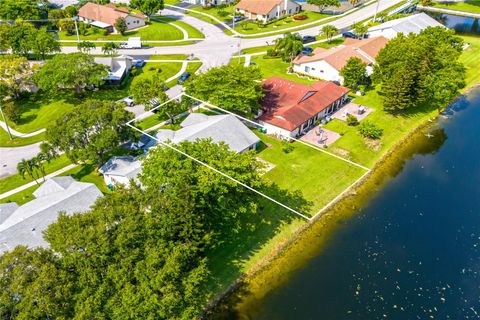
[91,21,111,29]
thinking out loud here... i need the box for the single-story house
[0,177,102,254]
[257,77,350,138]
[94,56,132,84]
[99,155,142,188]
[154,113,261,153]
[235,0,301,23]
[293,36,389,84]
[368,13,444,39]
[78,2,146,33]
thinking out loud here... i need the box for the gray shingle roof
[154,114,260,153]
[368,13,443,35]
[99,156,142,179]
[0,177,102,254]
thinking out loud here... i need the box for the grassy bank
[431,0,480,14]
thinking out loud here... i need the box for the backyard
[431,0,480,13]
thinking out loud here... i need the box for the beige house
[78,3,146,33]
[235,0,301,23]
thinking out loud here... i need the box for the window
[289,9,291,14]
[305,66,310,72]
[320,70,324,73]
[312,68,315,71]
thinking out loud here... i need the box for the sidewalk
[0,121,45,138]
[0,164,78,200]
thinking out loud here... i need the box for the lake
[422,11,480,35]
[229,88,480,319]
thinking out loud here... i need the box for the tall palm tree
[17,159,40,185]
[274,32,303,62]
[321,25,339,43]
[35,152,50,182]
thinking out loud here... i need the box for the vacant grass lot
[431,0,480,13]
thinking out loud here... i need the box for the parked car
[302,35,316,44]
[177,72,191,84]
[342,31,358,39]
[302,46,313,55]
[233,15,244,23]
[116,96,134,107]
[133,60,146,68]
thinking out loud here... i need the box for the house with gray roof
[0,177,102,254]
[368,13,444,39]
[99,155,142,188]
[154,113,261,153]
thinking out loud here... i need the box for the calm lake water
[234,88,480,319]
[422,11,480,35]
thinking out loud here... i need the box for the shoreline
[206,84,480,318]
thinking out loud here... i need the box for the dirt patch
[365,138,382,152]
[332,147,350,157]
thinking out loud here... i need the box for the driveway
[0,143,42,178]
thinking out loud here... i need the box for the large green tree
[340,56,367,89]
[0,55,36,100]
[374,27,465,111]
[33,53,108,95]
[185,64,264,115]
[0,0,41,20]
[274,32,304,62]
[320,24,338,43]
[130,0,164,18]
[46,99,135,167]
[6,21,37,56]
[29,27,60,60]
[130,73,168,106]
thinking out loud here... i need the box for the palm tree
[35,152,50,182]
[320,25,339,43]
[17,159,40,185]
[349,0,361,7]
[274,32,303,62]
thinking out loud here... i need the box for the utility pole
[373,0,381,22]
[0,104,13,140]
[74,18,80,43]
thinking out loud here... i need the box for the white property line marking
[183,94,370,171]
[126,122,311,221]
[129,93,371,221]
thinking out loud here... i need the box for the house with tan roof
[78,2,146,33]
[257,77,350,138]
[235,0,301,23]
[292,36,389,84]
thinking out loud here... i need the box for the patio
[332,102,373,122]
[301,126,341,147]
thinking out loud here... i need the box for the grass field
[248,56,316,84]
[0,129,45,147]
[460,35,480,86]
[431,0,480,13]
[0,185,40,205]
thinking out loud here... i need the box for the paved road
[0,143,42,178]
[61,0,403,69]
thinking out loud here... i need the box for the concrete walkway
[0,163,78,200]
[166,61,188,83]
[0,121,45,137]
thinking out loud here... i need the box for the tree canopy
[46,99,135,167]
[307,0,340,12]
[340,56,367,89]
[320,25,338,43]
[130,73,168,105]
[0,0,42,20]
[33,53,108,95]
[130,0,164,17]
[274,32,303,62]
[373,27,465,111]
[185,64,264,115]
[0,55,37,100]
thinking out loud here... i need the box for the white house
[257,77,350,138]
[78,2,146,33]
[99,156,142,188]
[94,55,133,83]
[293,36,389,84]
[0,177,102,254]
[235,0,301,23]
[368,13,444,39]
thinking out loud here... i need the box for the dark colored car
[133,60,146,68]
[302,46,313,55]
[342,31,359,39]
[233,15,244,23]
[302,35,316,44]
[177,72,191,84]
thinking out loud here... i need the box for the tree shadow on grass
[204,182,312,299]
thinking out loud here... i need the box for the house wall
[103,174,131,187]
[293,60,343,83]
[237,0,300,23]
[124,15,146,31]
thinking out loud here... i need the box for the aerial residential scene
[0,0,479,318]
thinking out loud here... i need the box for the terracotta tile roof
[78,3,145,26]
[235,0,284,15]
[258,77,350,131]
[294,36,389,71]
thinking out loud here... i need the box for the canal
[229,89,480,319]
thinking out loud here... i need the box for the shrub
[282,141,295,153]
[346,114,359,126]
[217,10,229,17]
[358,120,383,139]
[293,13,308,20]
[3,101,20,123]
[217,3,228,9]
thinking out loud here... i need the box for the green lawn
[248,56,316,84]
[0,129,45,147]
[59,163,110,194]
[136,62,184,83]
[147,54,188,60]
[0,154,72,194]
[460,35,480,86]
[431,0,480,13]
[0,185,40,205]
[59,19,184,41]
[135,112,168,130]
